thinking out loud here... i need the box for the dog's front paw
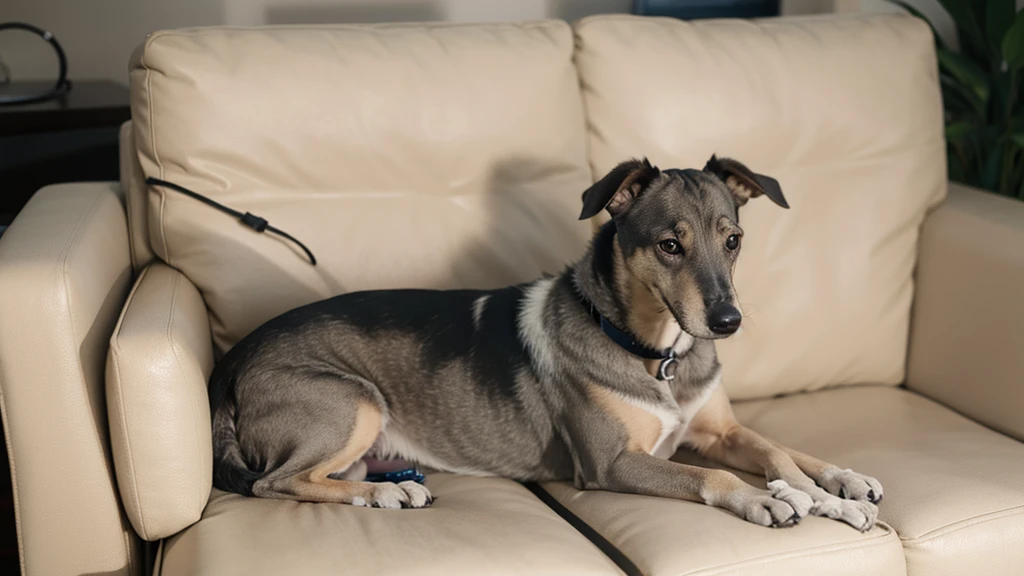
[767,479,814,518]
[811,492,878,532]
[355,481,434,509]
[726,482,808,528]
[818,467,883,504]
[777,479,879,532]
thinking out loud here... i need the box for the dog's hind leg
[248,376,432,509]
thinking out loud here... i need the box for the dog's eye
[658,239,683,255]
[725,234,740,251]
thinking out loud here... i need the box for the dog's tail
[211,377,262,496]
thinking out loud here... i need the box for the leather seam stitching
[679,521,898,576]
[140,139,946,206]
[141,35,171,266]
[119,124,139,272]
[13,187,105,574]
[165,272,208,524]
[143,20,564,42]
[0,372,26,575]
[123,182,139,272]
[60,189,135,568]
[899,504,1024,546]
[111,265,153,540]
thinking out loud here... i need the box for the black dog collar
[578,292,679,381]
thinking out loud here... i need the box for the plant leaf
[938,48,991,103]
[888,0,946,49]
[941,73,987,117]
[981,143,1002,191]
[947,149,966,182]
[986,0,1015,55]
[1012,133,1024,148]
[945,121,975,142]
[1002,9,1024,72]
[989,68,1014,124]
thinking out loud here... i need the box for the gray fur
[209,155,797,518]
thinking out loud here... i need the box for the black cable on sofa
[522,482,644,576]
[146,177,318,266]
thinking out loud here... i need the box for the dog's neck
[572,221,686,353]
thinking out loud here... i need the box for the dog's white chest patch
[643,400,683,457]
[652,373,720,459]
[518,278,557,377]
[609,389,681,457]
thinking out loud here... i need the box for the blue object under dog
[364,468,426,484]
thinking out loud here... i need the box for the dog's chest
[651,378,717,459]
[603,373,716,459]
[597,391,682,456]
[638,330,718,459]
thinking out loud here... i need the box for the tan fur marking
[683,385,739,455]
[608,168,650,213]
[616,244,683,369]
[257,403,382,503]
[685,386,809,481]
[588,383,663,454]
[676,268,706,331]
[725,175,755,205]
[678,222,694,253]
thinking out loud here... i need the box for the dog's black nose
[707,303,742,335]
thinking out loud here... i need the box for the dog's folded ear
[704,155,789,209]
[579,158,661,220]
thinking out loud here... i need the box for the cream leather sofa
[1,13,1022,576]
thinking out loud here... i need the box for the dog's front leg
[683,386,880,531]
[599,451,812,527]
[773,443,884,504]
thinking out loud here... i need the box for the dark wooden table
[0,79,130,228]
[0,79,130,136]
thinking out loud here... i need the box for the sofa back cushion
[574,14,945,399]
[129,20,592,354]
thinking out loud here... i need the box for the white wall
[1,0,836,86]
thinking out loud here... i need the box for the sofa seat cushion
[733,386,1024,576]
[542,482,904,576]
[158,474,622,576]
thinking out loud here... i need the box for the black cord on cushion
[146,177,317,266]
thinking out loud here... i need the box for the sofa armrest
[907,182,1024,441]
[0,183,140,575]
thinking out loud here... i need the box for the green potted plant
[893,0,1024,200]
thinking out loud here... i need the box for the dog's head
[579,155,788,339]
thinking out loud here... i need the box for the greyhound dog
[209,155,883,530]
